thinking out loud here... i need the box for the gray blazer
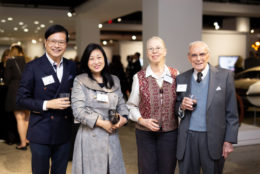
[71,73,128,174]
[175,65,239,160]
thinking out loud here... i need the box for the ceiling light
[34,21,39,25]
[98,24,103,29]
[102,41,107,45]
[215,25,220,30]
[109,40,113,44]
[67,12,73,17]
[256,41,260,46]
[32,39,37,44]
[7,17,13,21]
[39,38,43,42]
[117,18,122,22]
[250,29,255,33]
[213,22,218,26]
[49,20,54,23]
[1,19,6,23]
[37,26,41,30]
[13,27,18,31]
[17,41,21,45]
[0,29,4,33]
[19,22,24,25]
[40,24,45,28]
[132,35,137,40]
[24,28,29,32]
[74,46,78,50]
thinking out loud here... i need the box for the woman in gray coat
[71,43,128,174]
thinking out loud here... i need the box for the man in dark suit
[16,24,76,174]
[175,41,239,174]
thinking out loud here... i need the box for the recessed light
[67,12,73,17]
[40,24,45,28]
[102,40,107,45]
[98,24,103,29]
[117,18,122,22]
[1,19,6,23]
[250,29,255,33]
[132,35,137,40]
[19,22,24,25]
[14,27,18,31]
[34,21,39,25]
[49,20,54,23]
[32,39,37,44]
[7,17,13,21]
[24,28,29,32]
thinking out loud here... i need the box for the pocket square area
[216,86,221,91]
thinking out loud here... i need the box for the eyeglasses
[190,52,208,59]
[47,39,66,46]
[147,47,163,52]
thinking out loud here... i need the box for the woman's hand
[112,114,127,130]
[96,117,113,133]
[138,117,160,131]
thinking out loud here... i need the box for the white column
[76,13,100,58]
[143,0,202,72]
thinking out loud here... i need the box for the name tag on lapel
[97,92,109,103]
[42,75,55,86]
[176,84,187,92]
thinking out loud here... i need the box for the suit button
[64,115,68,119]
[51,116,54,120]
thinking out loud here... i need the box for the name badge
[42,75,55,86]
[176,84,187,92]
[97,92,109,103]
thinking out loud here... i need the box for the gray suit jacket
[175,65,239,160]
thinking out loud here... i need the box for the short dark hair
[44,24,69,42]
[80,43,114,89]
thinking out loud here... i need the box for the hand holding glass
[189,94,197,109]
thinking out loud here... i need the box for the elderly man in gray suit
[175,41,239,174]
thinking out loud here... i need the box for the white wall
[119,41,143,68]
[202,30,247,66]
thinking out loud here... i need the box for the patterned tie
[197,72,203,83]
[53,63,57,72]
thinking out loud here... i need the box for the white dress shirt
[43,53,64,110]
[127,65,178,122]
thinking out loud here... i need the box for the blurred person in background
[4,45,29,149]
[234,56,244,75]
[0,49,10,142]
[109,54,128,99]
[244,51,260,69]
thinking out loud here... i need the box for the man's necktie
[197,72,203,83]
[53,63,57,72]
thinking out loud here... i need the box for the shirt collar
[193,63,209,81]
[45,53,63,67]
[145,64,171,79]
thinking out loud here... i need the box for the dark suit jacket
[175,65,239,160]
[16,54,76,145]
[5,56,26,111]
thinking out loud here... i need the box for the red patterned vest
[136,67,178,132]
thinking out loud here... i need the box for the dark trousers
[178,131,225,174]
[30,141,71,174]
[136,129,178,174]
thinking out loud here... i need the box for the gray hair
[146,36,166,49]
[188,41,210,54]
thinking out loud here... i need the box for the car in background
[235,66,260,122]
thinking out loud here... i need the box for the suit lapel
[40,55,60,84]
[206,65,218,110]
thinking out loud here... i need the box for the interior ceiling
[0,0,89,8]
[0,0,260,45]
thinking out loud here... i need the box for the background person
[127,36,179,174]
[5,45,30,150]
[175,41,239,174]
[16,24,76,174]
[71,43,128,174]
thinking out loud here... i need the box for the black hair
[44,24,69,42]
[80,43,114,89]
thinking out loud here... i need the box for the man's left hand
[222,142,234,159]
